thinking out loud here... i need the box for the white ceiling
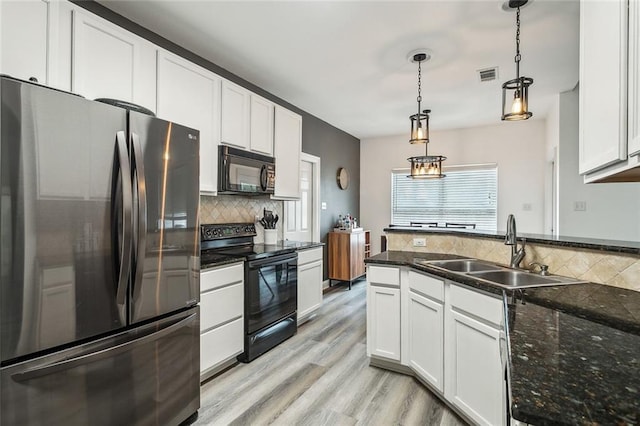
[98,0,580,139]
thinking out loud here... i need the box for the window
[391,164,498,232]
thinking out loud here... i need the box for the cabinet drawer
[200,282,243,332]
[200,317,243,374]
[201,262,243,292]
[298,247,322,265]
[409,270,444,302]
[450,284,503,327]
[367,265,400,286]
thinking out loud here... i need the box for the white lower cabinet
[297,247,323,324]
[366,265,506,425]
[200,262,244,380]
[366,266,401,361]
[445,284,506,426]
[408,290,444,392]
[445,309,504,426]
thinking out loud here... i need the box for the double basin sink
[418,259,586,290]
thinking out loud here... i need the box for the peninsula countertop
[365,250,640,425]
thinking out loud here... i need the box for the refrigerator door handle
[112,131,134,306]
[11,312,197,383]
[131,132,147,303]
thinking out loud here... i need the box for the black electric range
[201,223,296,265]
[200,223,298,363]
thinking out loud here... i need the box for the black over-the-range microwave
[218,145,276,195]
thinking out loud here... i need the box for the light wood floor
[196,279,467,426]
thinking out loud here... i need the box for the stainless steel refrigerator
[0,75,201,425]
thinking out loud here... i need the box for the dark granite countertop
[509,285,640,425]
[365,250,506,296]
[384,226,640,255]
[201,254,245,270]
[281,240,324,250]
[365,251,640,425]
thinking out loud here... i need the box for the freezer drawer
[1,307,200,426]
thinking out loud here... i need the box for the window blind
[391,164,498,232]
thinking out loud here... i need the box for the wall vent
[477,67,499,82]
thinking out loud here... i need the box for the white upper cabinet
[157,50,221,194]
[249,94,275,155]
[220,80,250,150]
[71,10,156,111]
[629,0,640,157]
[581,0,640,182]
[272,105,302,200]
[0,0,51,84]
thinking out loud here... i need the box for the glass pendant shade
[410,110,430,144]
[501,1,533,121]
[407,154,446,179]
[501,76,533,121]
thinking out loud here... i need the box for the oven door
[246,253,297,334]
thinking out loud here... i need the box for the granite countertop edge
[201,256,246,270]
[383,226,640,255]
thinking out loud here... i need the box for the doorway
[284,153,320,242]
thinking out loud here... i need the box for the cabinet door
[408,290,444,393]
[297,259,323,321]
[629,0,640,157]
[250,94,274,155]
[201,317,243,374]
[0,0,49,84]
[221,80,250,150]
[157,51,221,194]
[367,285,400,361]
[72,10,156,111]
[273,106,302,199]
[579,0,628,174]
[445,310,504,426]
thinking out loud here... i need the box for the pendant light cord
[514,6,521,80]
[416,60,422,115]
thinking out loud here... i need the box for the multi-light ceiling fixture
[407,52,446,179]
[501,0,533,121]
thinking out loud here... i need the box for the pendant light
[501,0,533,121]
[407,52,446,178]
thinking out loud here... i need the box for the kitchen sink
[468,270,563,288]
[424,259,503,273]
[418,258,586,290]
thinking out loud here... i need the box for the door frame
[284,153,320,242]
[302,152,321,242]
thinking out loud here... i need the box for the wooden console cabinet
[328,230,370,289]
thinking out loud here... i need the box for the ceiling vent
[477,67,499,82]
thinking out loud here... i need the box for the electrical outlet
[522,203,532,211]
[413,238,426,247]
[321,202,327,210]
[574,201,587,211]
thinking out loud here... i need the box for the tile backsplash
[200,195,284,243]
[387,232,640,292]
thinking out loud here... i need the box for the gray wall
[302,116,360,280]
[75,1,361,280]
[556,87,640,241]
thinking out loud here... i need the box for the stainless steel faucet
[505,214,526,268]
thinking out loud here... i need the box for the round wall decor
[337,167,349,190]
